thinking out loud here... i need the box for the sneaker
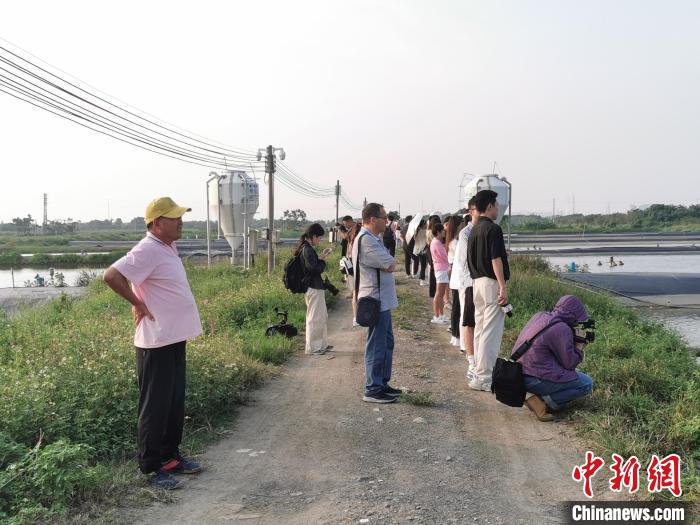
[468,379,491,391]
[430,316,441,324]
[324,345,334,351]
[162,457,202,474]
[362,392,397,404]
[466,369,476,382]
[384,386,403,397]
[310,349,326,355]
[419,279,427,286]
[450,336,458,346]
[148,469,181,489]
[439,315,449,323]
[352,320,360,327]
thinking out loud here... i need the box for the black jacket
[300,242,326,290]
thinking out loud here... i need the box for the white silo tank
[463,174,511,224]
[208,170,259,253]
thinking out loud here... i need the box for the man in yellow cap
[104,197,203,489]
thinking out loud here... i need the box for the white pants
[304,288,328,353]
[472,277,505,384]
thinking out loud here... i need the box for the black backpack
[283,251,308,294]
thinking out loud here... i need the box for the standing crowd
[102,191,593,489]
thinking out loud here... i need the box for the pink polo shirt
[430,238,449,272]
[111,232,202,348]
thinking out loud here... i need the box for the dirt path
[123,275,589,524]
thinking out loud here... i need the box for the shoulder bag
[491,320,563,407]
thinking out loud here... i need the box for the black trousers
[450,289,461,336]
[428,265,436,298]
[418,253,427,280]
[135,341,186,474]
[404,240,418,276]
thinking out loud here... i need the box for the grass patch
[0,245,342,523]
[505,255,700,503]
[402,391,436,406]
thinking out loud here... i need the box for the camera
[573,319,596,344]
[501,303,514,317]
[323,276,340,296]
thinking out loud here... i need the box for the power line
[0,70,260,170]
[0,39,364,210]
[0,43,258,160]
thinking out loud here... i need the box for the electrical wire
[0,43,259,160]
[0,70,261,170]
[0,39,365,208]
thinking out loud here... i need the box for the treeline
[510,204,700,233]
[0,251,126,269]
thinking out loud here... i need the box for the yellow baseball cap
[144,197,192,224]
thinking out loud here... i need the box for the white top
[447,238,457,264]
[112,232,202,348]
[412,229,427,256]
[449,223,473,290]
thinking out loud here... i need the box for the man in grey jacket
[352,203,401,404]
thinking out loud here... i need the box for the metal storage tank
[208,170,259,253]
[463,174,511,224]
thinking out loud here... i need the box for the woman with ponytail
[296,223,332,354]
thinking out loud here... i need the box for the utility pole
[552,198,556,222]
[363,197,367,209]
[257,145,286,275]
[335,180,340,225]
[42,193,48,233]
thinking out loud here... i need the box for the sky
[1,0,698,223]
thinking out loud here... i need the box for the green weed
[506,255,700,502]
[402,391,435,406]
[0,257,324,522]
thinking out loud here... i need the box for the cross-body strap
[511,320,564,362]
[354,233,381,298]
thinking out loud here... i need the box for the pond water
[547,253,700,273]
[546,254,700,350]
[0,268,103,288]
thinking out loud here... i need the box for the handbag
[491,320,563,407]
[354,234,381,327]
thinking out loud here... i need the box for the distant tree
[114,218,123,227]
[387,211,400,221]
[12,214,35,235]
[281,209,307,223]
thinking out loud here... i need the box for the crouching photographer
[511,295,594,422]
[297,223,333,355]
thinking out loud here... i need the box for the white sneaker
[468,378,491,391]
[419,279,427,286]
[439,315,449,324]
[450,336,458,346]
[352,319,360,327]
[430,316,442,324]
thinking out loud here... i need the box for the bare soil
[121,275,592,524]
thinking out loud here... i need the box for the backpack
[283,251,308,294]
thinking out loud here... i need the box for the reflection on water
[638,307,700,348]
[0,268,103,288]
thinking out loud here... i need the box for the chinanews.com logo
[565,451,689,524]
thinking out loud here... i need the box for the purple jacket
[511,295,589,383]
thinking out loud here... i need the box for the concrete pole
[267,145,274,275]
